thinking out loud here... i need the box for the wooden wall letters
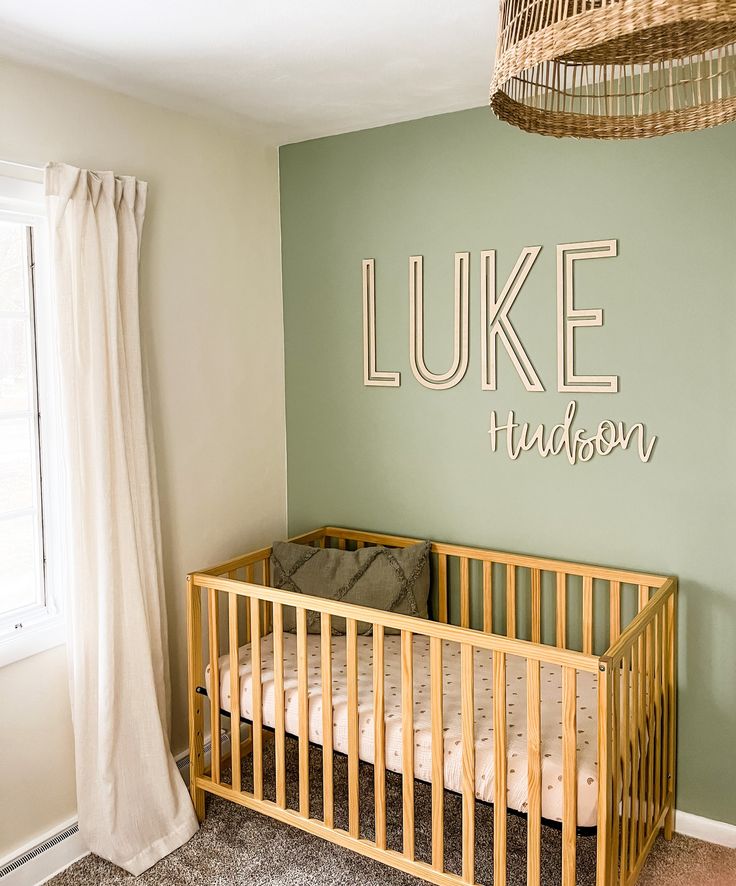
[557,240,619,393]
[363,240,620,393]
[360,240,656,462]
[362,258,400,387]
[409,253,470,390]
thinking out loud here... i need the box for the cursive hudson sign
[490,401,656,465]
[361,239,657,463]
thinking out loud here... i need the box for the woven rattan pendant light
[490,1,736,138]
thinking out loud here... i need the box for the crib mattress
[206,632,600,827]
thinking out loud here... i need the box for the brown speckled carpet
[49,734,735,885]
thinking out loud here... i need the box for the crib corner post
[186,573,206,822]
[596,656,615,886]
[664,579,678,841]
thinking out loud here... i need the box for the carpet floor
[49,735,735,885]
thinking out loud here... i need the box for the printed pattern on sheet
[206,632,599,826]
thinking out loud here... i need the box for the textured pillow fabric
[270,540,431,635]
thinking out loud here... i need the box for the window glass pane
[0,214,45,627]
[0,222,27,313]
[0,416,35,514]
[0,513,39,615]
[0,317,31,415]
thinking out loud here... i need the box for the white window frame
[0,163,64,666]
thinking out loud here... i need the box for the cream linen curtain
[45,163,198,874]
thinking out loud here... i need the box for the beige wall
[0,645,77,857]
[0,58,287,858]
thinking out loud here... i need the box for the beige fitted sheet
[206,632,600,826]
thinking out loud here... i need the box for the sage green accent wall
[279,108,736,825]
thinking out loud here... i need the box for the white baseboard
[175,728,232,786]
[0,739,205,886]
[675,810,736,849]
[0,727,241,886]
[0,819,88,886]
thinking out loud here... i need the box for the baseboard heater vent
[0,823,80,879]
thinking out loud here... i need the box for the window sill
[0,612,65,668]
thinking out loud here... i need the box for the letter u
[409,253,470,390]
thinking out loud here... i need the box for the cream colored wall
[0,645,77,857]
[0,58,287,858]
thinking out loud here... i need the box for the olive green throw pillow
[270,539,431,635]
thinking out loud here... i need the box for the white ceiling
[0,1,498,145]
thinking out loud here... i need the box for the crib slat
[609,658,621,885]
[656,612,664,828]
[243,565,253,770]
[460,558,470,628]
[633,634,643,856]
[461,643,475,884]
[338,537,346,550]
[646,622,655,833]
[654,610,663,823]
[583,576,593,654]
[208,588,221,784]
[596,659,612,886]
[347,618,360,838]
[228,593,242,792]
[652,612,660,825]
[620,650,631,883]
[660,608,668,826]
[373,625,387,850]
[531,569,541,644]
[527,659,541,885]
[438,553,448,623]
[297,607,310,818]
[506,566,516,639]
[638,584,649,613]
[562,666,577,886]
[430,636,444,872]
[637,633,646,852]
[244,565,253,643]
[262,559,272,634]
[273,603,286,808]
[556,573,567,648]
[493,651,507,886]
[321,613,334,828]
[629,639,640,870]
[482,561,493,632]
[401,630,415,860]
[249,594,263,800]
[610,580,621,644]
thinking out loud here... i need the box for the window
[0,165,62,665]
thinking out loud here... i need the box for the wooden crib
[187,526,677,886]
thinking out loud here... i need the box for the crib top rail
[603,574,677,664]
[189,571,600,673]
[198,524,669,589]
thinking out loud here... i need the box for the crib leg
[187,575,206,823]
[664,588,677,842]
[191,780,205,822]
[664,803,674,841]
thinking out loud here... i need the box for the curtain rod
[0,159,45,172]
